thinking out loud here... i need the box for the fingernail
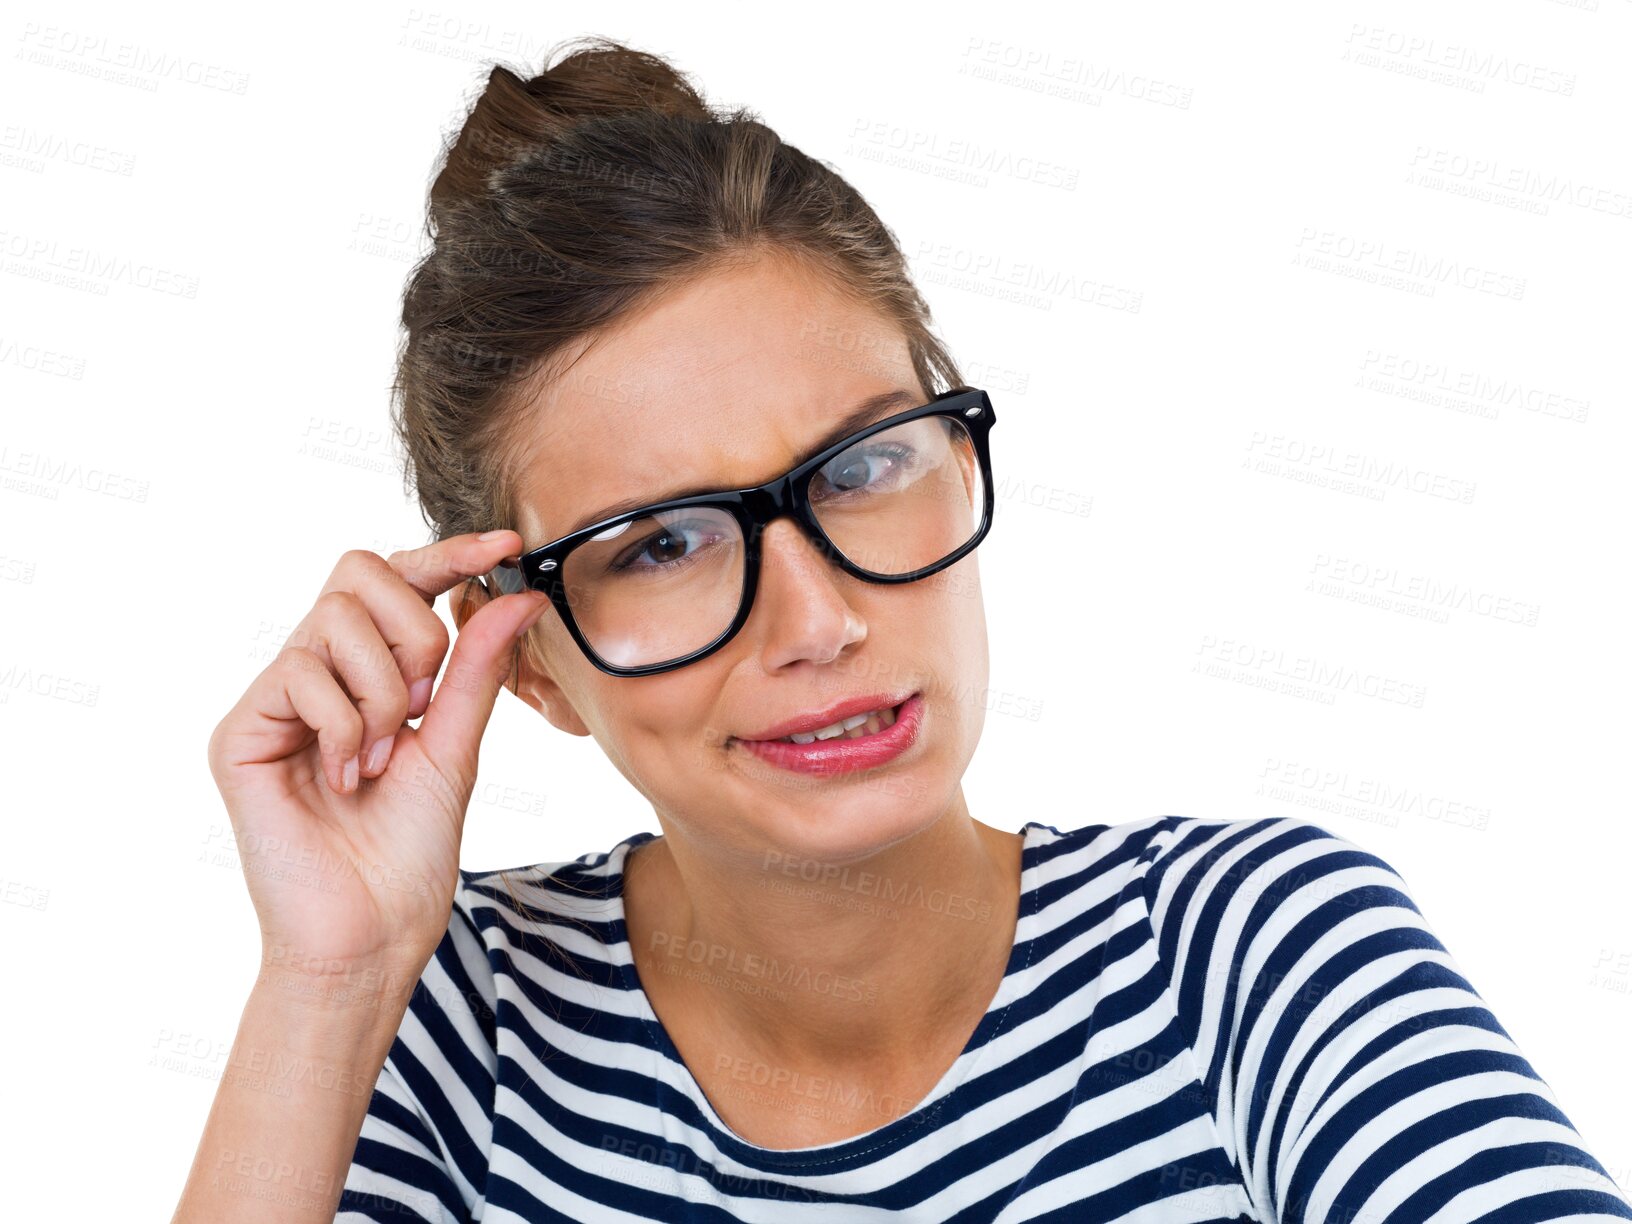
[408,677,433,716]
[365,735,394,775]
[343,754,360,791]
[478,529,510,541]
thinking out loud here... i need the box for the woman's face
[501,249,990,866]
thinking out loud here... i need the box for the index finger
[384,530,525,604]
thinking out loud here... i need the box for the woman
[172,37,1631,1224]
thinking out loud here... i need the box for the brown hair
[390,36,964,931]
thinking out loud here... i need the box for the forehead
[511,252,921,543]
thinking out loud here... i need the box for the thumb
[414,584,552,787]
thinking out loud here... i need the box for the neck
[622,793,1025,1077]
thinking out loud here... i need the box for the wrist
[243,973,414,1061]
[253,946,427,1023]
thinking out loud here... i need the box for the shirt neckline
[606,821,1048,1166]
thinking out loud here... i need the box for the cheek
[616,671,734,770]
[920,555,985,631]
[917,560,990,713]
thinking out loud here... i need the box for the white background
[2,0,1628,1213]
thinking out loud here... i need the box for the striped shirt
[336,814,1632,1222]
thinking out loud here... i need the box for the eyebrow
[559,388,924,538]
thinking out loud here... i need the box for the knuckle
[313,588,363,619]
[337,548,397,591]
[271,645,305,674]
[205,718,226,769]
[371,670,412,726]
[339,547,385,573]
[328,706,365,752]
[274,644,322,675]
[412,615,452,663]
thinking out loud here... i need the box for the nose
[746,517,866,668]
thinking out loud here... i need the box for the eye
[812,442,916,501]
[608,519,729,573]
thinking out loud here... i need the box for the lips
[733,691,917,744]
[732,693,926,775]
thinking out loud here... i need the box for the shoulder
[1019,814,1419,974]
[1017,814,1379,895]
[1129,815,1433,1021]
[1133,813,1411,922]
[1116,818,1632,1220]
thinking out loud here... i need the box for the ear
[451,577,592,738]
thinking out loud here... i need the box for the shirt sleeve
[335,882,498,1223]
[1141,814,1632,1223]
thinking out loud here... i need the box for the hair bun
[521,36,712,123]
[429,36,712,220]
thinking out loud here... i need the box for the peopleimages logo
[1342,24,1577,96]
[845,118,1081,191]
[1292,228,1526,300]
[17,23,251,94]
[0,228,201,299]
[0,445,151,502]
[1356,350,1590,425]
[761,851,995,922]
[1244,432,1478,505]
[647,931,878,1004]
[1407,148,1631,219]
[1195,635,1429,710]
[958,36,1195,109]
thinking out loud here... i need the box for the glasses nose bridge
[741,474,838,560]
[742,474,801,535]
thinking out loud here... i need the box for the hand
[206,531,552,989]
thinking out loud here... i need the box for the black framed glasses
[488,385,997,677]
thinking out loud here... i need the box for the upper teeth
[780,706,894,744]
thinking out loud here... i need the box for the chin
[764,789,940,866]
